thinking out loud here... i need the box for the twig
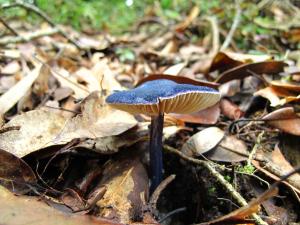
[0,27,59,45]
[149,174,176,209]
[73,186,107,213]
[247,131,264,166]
[158,207,186,223]
[164,145,268,225]
[0,16,19,36]
[220,0,242,51]
[1,1,82,49]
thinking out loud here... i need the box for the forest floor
[0,1,300,225]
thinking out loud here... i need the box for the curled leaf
[181,127,224,157]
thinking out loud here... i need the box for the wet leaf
[181,127,224,157]
[215,61,286,84]
[0,185,123,225]
[263,107,300,136]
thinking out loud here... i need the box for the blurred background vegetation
[0,0,268,34]
[1,0,298,50]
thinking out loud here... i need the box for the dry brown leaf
[0,109,67,157]
[220,98,244,120]
[51,67,90,99]
[32,63,51,97]
[209,52,243,74]
[163,62,186,75]
[181,127,224,157]
[54,91,137,144]
[253,145,300,194]
[0,185,123,225]
[160,39,178,55]
[198,186,278,225]
[215,61,286,84]
[271,80,300,93]
[205,135,248,162]
[0,65,41,114]
[175,6,200,32]
[254,86,288,107]
[136,74,219,89]
[224,52,271,63]
[0,148,36,193]
[263,107,300,136]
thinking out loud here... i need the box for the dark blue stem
[149,113,164,194]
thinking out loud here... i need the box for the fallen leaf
[0,149,36,193]
[270,80,300,93]
[254,86,290,107]
[224,52,272,63]
[136,74,219,89]
[163,62,186,75]
[205,135,248,162]
[215,61,286,84]
[199,186,278,225]
[1,61,20,75]
[268,145,300,191]
[54,91,137,144]
[95,155,148,224]
[220,98,244,120]
[0,109,67,157]
[170,103,220,124]
[263,107,300,136]
[253,145,300,194]
[52,67,90,99]
[209,52,243,74]
[181,127,224,157]
[76,126,148,154]
[0,185,123,225]
[175,6,200,32]
[0,65,41,114]
[219,80,241,97]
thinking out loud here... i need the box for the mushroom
[106,79,220,193]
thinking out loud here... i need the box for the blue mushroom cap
[106,79,220,115]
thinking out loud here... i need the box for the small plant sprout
[106,79,220,193]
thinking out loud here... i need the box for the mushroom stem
[149,113,164,194]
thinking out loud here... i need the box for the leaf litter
[0,2,300,225]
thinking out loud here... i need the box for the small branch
[149,174,176,209]
[164,145,268,225]
[0,17,19,36]
[1,1,82,49]
[247,131,264,166]
[220,0,242,51]
[0,27,59,45]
